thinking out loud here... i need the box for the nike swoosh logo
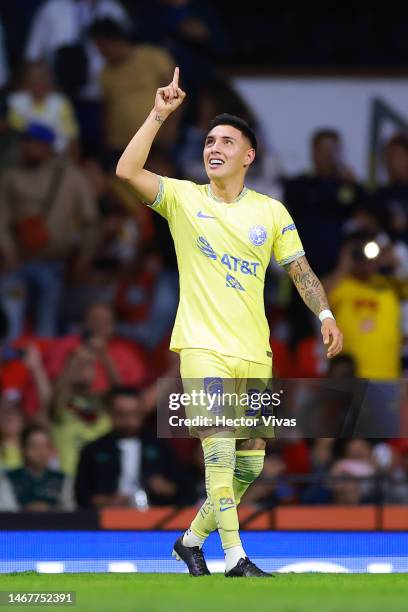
[197,211,216,219]
[220,506,235,512]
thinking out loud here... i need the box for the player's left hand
[321,318,343,358]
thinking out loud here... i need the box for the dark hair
[89,18,130,42]
[387,132,408,154]
[21,424,50,448]
[106,385,140,408]
[312,129,340,148]
[207,113,257,151]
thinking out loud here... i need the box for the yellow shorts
[180,348,273,439]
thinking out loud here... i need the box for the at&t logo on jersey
[249,225,267,246]
[197,235,260,277]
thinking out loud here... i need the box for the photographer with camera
[324,231,401,379]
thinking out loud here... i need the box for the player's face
[203,125,255,181]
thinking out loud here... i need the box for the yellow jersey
[150,177,304,365]
[329,275,401,379]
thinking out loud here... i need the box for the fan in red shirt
[44,303,147,391]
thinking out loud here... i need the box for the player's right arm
[115,67,186,204]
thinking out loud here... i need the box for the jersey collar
[205,184,248,204]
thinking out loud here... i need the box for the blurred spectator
[45,302,147,391]
[25,0,130,153]
[0,123,100,339]
[283,129,367,348]
[59,157,155,327]
[0,424,74,511]
[115,246,180,351]
[301,439,378,505]
[90,18,175,164]
[25,0,128,78]
[325,232,401,379]
[48,340,112,475]
[138,0,228,93]
[75,386,189,508]
[0,341,53,418]
[0,394,25,469]
[329,439,378,505]
[284,128,365,276]
[7,61,80,156]
[372,133,408,242]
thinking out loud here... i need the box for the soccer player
[116,67,343,577]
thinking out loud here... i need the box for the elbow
[115,160,130,180]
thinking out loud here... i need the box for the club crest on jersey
[249,225,267,246]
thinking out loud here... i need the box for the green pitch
[1,573,407,612]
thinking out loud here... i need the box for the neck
[210,176,245,203]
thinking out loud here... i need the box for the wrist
[150,109,168,125]
[319,309,335,322]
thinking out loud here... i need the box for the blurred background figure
[284,128,365,277]
[0,122,99,340]
[325,232,401,379]
[90,18,175,167]
[7,61,79,156]
[0,424,74,511]
[74,386,193,508]
[372,133,408,242]
[24,0,130,154]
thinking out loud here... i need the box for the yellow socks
[188,447,265,549]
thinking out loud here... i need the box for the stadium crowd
[1,0,408,512]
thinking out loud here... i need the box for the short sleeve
[148,176,184,221]
[272,200,305,266]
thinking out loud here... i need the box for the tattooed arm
[116,67,186,203]
[284,255,343,358]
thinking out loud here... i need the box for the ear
[243,148,256,168]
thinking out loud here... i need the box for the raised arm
[116,66,186,204]
[284,255,343,358]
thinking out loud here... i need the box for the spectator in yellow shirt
[7,61,79,158]
[325,232,401,379]
[90,19,175,164]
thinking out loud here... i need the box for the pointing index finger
[172,67,179,88]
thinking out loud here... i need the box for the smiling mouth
[209,159,225,168]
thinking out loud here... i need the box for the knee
[202,438,235,471]
[235,452,265,483]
